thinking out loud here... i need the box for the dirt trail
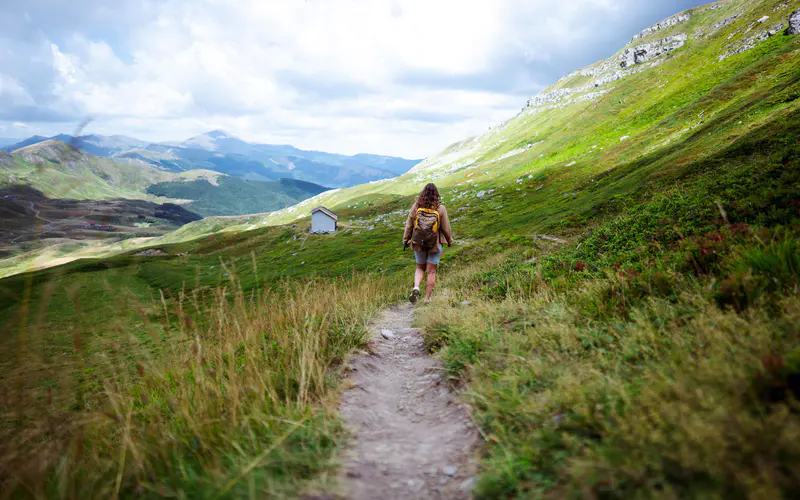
[10,199,54,243]
[338,303,480,499]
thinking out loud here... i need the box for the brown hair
[417,183,440,210]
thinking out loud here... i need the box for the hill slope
[0,140,328,217]
[0,184,201,257]
[146,177,330,217]
[1,140,177,200]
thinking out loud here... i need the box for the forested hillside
[146,177,329,217]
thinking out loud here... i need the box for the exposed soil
[0,185,200,255]
[337,303,480,499]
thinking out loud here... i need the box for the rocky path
[337,303,480,499]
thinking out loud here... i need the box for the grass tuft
[1,271,398,498]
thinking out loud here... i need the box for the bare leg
[425,263,437,300]
[414,264,425,288]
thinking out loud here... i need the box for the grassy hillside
[146,177,329,217]
[0,141,176,201]
[0,0,799,497]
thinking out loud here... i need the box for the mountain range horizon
[2,129,422,190]
[3,128,423,162]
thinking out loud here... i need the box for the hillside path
[337,303,480,499]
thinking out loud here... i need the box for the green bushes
[470,260,540,300]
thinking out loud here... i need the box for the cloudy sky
[1,0,706,158]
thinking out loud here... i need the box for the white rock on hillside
[789,9,800,35]
[630,13,690,42]
[619,34,688,68]
[718,22,786,61]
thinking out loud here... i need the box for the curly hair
[417,183,440,210]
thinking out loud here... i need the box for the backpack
[411,207,440,252]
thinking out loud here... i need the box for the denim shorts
[414,245,443,265]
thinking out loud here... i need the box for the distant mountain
[4,131,421,188]
[3,136,50,152]
[4,140,177,200]
[181,130,417,176]
[0,140,332,217]
[180,129,250,153]
[0,138,21,148]
[146,177,330,217]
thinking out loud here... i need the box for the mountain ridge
[3,130,421,188]
[0,139,329,216]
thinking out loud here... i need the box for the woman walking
[402,183,453,303]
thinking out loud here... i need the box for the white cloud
[1,0,706,156]
[0,74,38,107]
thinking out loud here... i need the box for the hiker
[403,183,453,303]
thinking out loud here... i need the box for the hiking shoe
[409,287,421,304]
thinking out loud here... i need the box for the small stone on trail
[443,466,458,476]
[415,409,425,416]
[460,477,476,491]
[460,300,471,306]
[381,329,395,340]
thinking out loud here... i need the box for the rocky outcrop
[522,32,690,114]
[718,22,786,61]
[788,9,800,35]
[524,88,611,116]
[631,13,690,42]
[713,14,740,31]
[526,88,579,108]
[694,13,740,39]
[619,34,688,68]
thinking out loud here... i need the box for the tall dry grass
[1,270,398,498]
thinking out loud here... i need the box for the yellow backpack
[411,207,440,251]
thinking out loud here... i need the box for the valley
[0,0,799,498]
[145,176,330,217]
[0,184,200,255]
[0,131,418,276]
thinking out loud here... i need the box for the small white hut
[310,206,338,233]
